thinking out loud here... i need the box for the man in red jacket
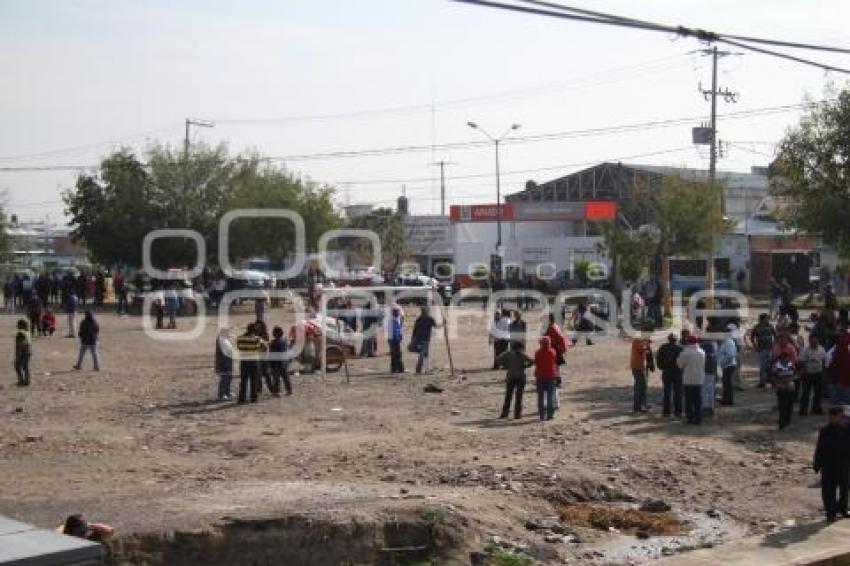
[535,336,559,421]
[830,321,850,405]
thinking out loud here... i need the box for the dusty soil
[0,303,828,564]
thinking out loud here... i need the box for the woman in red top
[543,313,568,410]
[535,336,559,421]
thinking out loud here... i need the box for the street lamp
[466,121,521,250]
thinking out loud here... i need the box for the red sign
[450,203,515,222]
[584,201,618,221]
[450,201,616,222]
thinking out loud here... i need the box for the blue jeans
[75,344,100,370]
[757,350,771,385]
[217,372,232,399]
[537,381,556,420]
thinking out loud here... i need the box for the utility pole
[429,160,457,216]
[184,118,214,158]
[697,46,738,303]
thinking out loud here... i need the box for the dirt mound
[109,507,464,566]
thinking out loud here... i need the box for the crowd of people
[626,305,849,431]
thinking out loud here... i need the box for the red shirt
[534,346,558,382]
[545,324,568,356]
[831,331,850,386]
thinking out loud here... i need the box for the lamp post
[466,121,521,251]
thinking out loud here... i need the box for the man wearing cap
[678,334,706,424]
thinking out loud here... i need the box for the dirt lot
[0,303,830,564]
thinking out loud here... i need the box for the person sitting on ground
[58,514,114,543]
[41,308,56,336]
[534,336,558,421]
[813,407,849,523]
[496,341,533,419]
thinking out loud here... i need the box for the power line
[720,37,850,75]
[263,100,827,162]
[0,100,827,173]
[334,146,693,187]
[210,53,692,125]
[518,0,850,54]
[0,125,179,162]
[453,0,850,74]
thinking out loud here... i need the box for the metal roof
[0,515,104,565]
[621,163,769,190]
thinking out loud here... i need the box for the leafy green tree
[772,89,850,257]
[597,221,651,289]
[653,176,728,311]
[63,144,343,270]
[345,208,408,273]
[64,150,158,266]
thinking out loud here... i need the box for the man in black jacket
[496,342,534,419]
[813,407,849,522]
[656,333,683,418]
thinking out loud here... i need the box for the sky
[1,0,849,223]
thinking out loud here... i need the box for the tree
[772,89,850,258]
[64,150,158,267]
[345,208,409,273]
[63,144,343,270]
[0,199,13,263]
[653,176,728,312]
[597,221,652,289]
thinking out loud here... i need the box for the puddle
[569,505,746,564]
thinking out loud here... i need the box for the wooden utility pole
[429,160,456,216]
[698,47,738,308]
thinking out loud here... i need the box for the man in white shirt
[678,334,706,425]
[491,309,512,369]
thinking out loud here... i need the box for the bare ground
[0,304,828,564]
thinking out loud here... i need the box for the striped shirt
[236,334,262,357]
